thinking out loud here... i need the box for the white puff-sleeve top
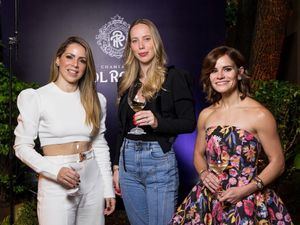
[14,82,114,198]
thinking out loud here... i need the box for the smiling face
[55,43,87,86]
[129,23,155,68]
[209,54,243,95]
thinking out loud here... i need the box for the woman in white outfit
[14,36,115,225]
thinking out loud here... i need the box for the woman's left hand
[134,110,158,128]
[218,186,246,204]
[104,197,116,215]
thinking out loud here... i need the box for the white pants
[37,152,104,225]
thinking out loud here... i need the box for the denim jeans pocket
[150,145,169,160]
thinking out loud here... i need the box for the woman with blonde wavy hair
[14,36,115,225]
[113,19,196,225]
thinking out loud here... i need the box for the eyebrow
[214,65,234,69]
[65,53,87,59]
[131,34,151,39]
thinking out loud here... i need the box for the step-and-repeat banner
[2,0,225,197]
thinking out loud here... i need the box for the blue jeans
[119,138,179,225]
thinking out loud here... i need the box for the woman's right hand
[57,167,80,189]
[113,168,121,196]
[201,170,220,194]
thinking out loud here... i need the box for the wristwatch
[253,176,264,190]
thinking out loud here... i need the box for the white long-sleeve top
[14,82,114,198]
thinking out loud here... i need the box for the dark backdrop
[1,0,225,199]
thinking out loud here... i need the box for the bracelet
[113,167,119,171]
[199,169,207,176]
[199,169,208,180]
[254,176,264,185]
[253,176,264,190]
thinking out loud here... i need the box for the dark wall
[1,0,225,197]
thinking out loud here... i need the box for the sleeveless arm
[14,89,61,181]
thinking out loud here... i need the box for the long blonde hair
[49,36,100,136]
[118,19,168,101]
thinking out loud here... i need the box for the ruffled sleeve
[14,89,61,181]
[92,93,115,198]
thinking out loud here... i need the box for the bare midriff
[43,141,92,156]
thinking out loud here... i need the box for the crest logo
[96,15,130,59]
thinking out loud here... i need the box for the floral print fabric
[169,125,293,225]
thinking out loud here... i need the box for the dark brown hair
[201,46,251,104]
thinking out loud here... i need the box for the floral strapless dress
[169,125,293,225]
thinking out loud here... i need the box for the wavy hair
[201,46,251,104]
[118,19,167,101]
[49,36,100,136]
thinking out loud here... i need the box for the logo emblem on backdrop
[96,15,130,59]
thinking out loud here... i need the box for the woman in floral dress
[169,46,293,225]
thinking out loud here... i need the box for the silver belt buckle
[79,150,94,162]
[79,152,86,162]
